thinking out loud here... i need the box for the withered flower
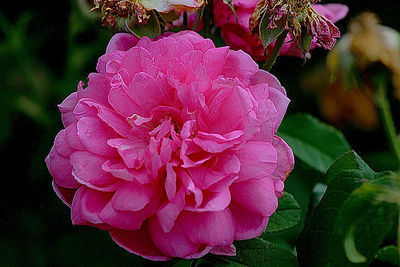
[250,0,342,54]
[301,64,379,131]
[328,12,400,99]
[92,0,205,27]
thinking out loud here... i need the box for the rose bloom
[46,31,294,260]
[213,0,349,60]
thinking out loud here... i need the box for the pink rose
[213,1,349,60]
[46,31,294,260]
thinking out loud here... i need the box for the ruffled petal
[180,209,236,246]
[76,117,118,157]
[236,141,277,181]
[100,195,160,230]
[70,151,117,189]
[149,217,203,258]
[110,223,171,261]
[271,136,295,181]
[52,181,76,207]
[111,182,159,212]
[71,186,112,225]
[106,33,139,53]
[46,147,79,189]
[230,178,278,217]
[229,201,270,240]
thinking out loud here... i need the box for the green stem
[398,198,400,264]
[262,29,288,71]
[375,76,400,168]
[203,0,213,38]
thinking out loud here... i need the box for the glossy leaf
[277,113,350,172]
[265,192,301,233]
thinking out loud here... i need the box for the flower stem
[395,172,400,264]
[263,29,289,71]
[203,0,213,38]
[374,75,400,169]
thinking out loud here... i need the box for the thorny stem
[374,76,400,169]
[262,29,289,71]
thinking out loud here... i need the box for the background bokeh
[1,0,399,266]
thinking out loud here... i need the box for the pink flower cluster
[213,1,349,60]
[46,31,294,260]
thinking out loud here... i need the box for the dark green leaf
[277,113,350,172]
[374,246,399,265]
[125,11,161,39]
[195,257,247,267]
[265,192,301,233]
[297,156,398,267]
[332,174,398,265]
[228,238,298,267]
[259,11,288,48]
[297,169,374,266]
[326,150,373,184]
[171,259,193,267]
[310,183,327,209]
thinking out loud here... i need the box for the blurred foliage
[1,0,400,266]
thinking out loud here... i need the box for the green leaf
[343,225,368,263]
[265,192,301,233]
[331,174,399,265]
[125,11,161,39]
[277,113,350,173]
[259,11,288,48]
[227,238,298,267]
[171,259,193,267]
[326,150,373,184]
[194,257,247,267]
[298,33,312,55]
[297,155,398,267]
[193,5,206,30]
[297,169,375,266]
[222,0,238,23]
[374,246,399,265]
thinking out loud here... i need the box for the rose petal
[180,209,236,246]
[110,224,171,261]
[230,178,278,217]
[149,217,203,258]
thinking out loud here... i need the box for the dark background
[1,0,399,266]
